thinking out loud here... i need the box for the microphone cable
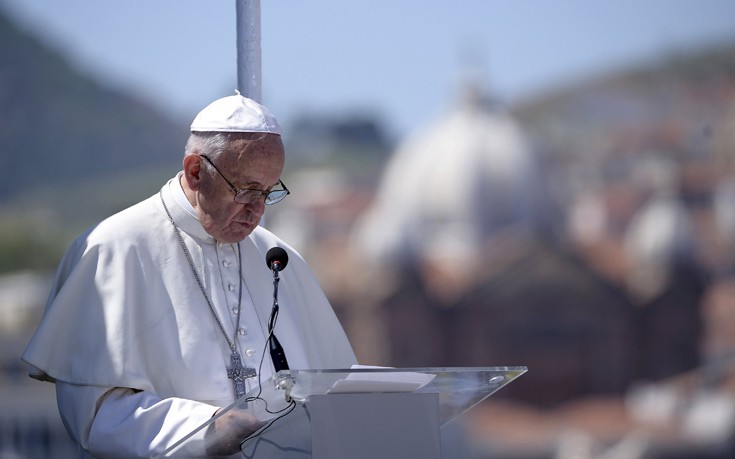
[237,247,296,445]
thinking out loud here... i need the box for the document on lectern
[327,365,436,393]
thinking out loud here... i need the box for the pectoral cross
[227,351,257,400]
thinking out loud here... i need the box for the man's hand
[205,408,265,456]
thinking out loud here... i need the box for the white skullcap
[190,92,282,135]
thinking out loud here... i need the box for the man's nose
[245,196,266,215]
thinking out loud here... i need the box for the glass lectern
[154,366,527,459]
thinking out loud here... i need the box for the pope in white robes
[22,95,357,458]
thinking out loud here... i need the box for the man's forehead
[227,134,284,162]
[221,140,285,184]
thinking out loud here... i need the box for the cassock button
[223,260,231,268]
[238,327,247,335]
[228,283,236,292]
[245,349,255,357]
[232,307,240,315]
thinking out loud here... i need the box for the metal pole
[235,0,262,102]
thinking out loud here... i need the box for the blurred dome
[353,84,539,268]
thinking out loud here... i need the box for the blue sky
[2,0,735,139]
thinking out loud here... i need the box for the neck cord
[159,190,243,354]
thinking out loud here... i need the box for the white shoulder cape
[22,179,356,404]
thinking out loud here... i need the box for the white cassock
[22,174,357,458]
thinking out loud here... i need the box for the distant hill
[512,40,735,162]
[0,9,190,272]
[0,9,187,202]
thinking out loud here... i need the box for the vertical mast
[235,0,262,102]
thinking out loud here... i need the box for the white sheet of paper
[326,365,435,394]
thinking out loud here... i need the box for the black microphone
[266,247,288,272]
[265,247,290,373]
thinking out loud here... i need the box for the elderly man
[23,94,357,458]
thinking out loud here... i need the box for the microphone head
[266,247,289,271]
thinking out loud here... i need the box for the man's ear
[183,154,204,191]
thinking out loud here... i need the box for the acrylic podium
[154,366,527,459]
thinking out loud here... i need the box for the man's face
[195,134,285,243]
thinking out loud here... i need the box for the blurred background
[2,1,735,458]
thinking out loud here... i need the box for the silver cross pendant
[227,351,257,400]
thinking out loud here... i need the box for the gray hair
[184,131,271,163]
[184,132,230,162]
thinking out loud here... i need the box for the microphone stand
[267,262,293,398]
[268,263,289,372]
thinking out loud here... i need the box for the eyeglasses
[199,155,290,205]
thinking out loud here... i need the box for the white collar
[162,174,215,243]
[171,171,198,219]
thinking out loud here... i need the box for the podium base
[310,393,441,459]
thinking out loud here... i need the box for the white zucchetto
[190,93,282,135]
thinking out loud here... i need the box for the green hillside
[0,9,188,271]
[0,9,187,199]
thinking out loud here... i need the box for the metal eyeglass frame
[199,154,290,205]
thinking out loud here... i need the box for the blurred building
[271,43,735,458]
[0,271,76,458]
